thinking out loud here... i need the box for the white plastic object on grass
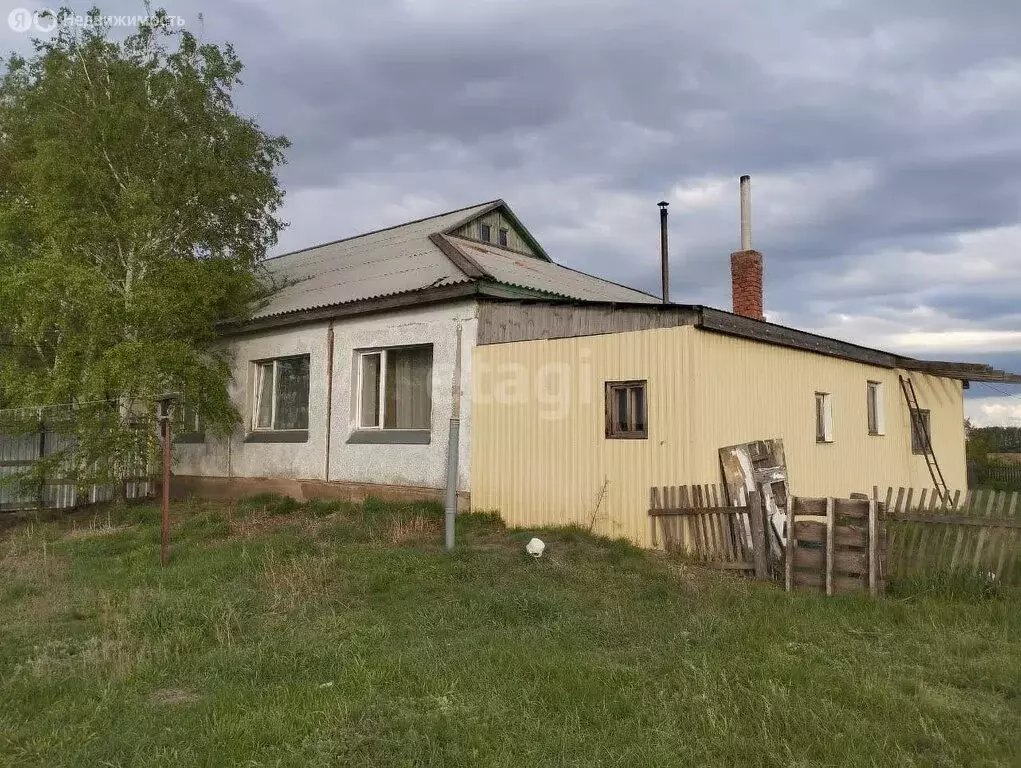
[525,537,546,558]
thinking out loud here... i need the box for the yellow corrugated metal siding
[471,326,966,548]
[685,331,966,496]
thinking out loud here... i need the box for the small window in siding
[815,392,833,443]
[910,408,931,455]
[867,381,885,435]
[480,223,491,242]
[498,228,509,247]
[605,381,647,439]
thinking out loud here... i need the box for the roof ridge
[263,199,503,263]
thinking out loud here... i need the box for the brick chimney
[730,175,764,320]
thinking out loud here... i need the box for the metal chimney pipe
[658,201,670,304]
[740,175,752,251]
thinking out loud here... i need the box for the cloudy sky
[4,0,1020,424]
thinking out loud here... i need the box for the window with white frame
[815,392,833,443]
[252,355,310,431]
[357,346,433,430]
[867,381,885,435]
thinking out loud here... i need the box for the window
[866,381,885,435]
[498,228,509,247]
[175,400,205,443]
[252,355,310,432]
[910,408,931,454]
[815,392,833,443]
[605,381,647,439]
[480,223,491,242]
[358,346,433,430]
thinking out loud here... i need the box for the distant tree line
[967,425,1021,455]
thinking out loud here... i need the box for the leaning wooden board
[719,439,791,566]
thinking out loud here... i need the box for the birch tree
[0,7,289,489]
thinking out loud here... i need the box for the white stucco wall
[175,299,478,491]
[328,301,477,491]
[174,321,331,480]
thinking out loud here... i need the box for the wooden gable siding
[477,302,698,344]
[452,210,536,256]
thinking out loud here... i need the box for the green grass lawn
[1,496,1019,767]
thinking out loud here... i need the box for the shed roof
[251,200,658,321]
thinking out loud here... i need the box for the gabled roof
[249,199,658,322]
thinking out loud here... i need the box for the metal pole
[161,414,170,566]
[740,175,752,251]
[658,201,670,304]
[444,323,463,551]
[324,321,335,482]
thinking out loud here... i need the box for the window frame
[605,380,648,440]
[910,408,931,455]
[480,223,491,242]
[250,354,311,434]
[355,345,433,433]
[815,391,833,443]
[498,228,509,247]
[175,400,205,444]
[866,380,885,436]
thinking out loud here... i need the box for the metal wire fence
[0,401,158,512]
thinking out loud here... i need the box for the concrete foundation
[171,474,471,511]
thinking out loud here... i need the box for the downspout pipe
[324,320,335,482]
[444,322,463,551]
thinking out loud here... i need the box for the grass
[0,497,1019,767]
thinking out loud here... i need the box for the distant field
[1,497,1019,767]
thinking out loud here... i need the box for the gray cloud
[3,0,1020,407]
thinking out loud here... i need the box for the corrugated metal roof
[253,202,495,319]
[454,238,660,304]
[250,199,657,319]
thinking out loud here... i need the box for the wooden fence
[876,487,1020,586]
[969,463,1021,489]
[649,484,771,579]
[785,497,885,596]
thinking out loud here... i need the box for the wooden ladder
[899,376,949,502]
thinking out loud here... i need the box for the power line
[975,381,1021,401]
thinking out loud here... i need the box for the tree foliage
[967,423,1021,457]
[0,7,288,488]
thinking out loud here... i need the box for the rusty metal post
[155,393,178,566]
[161,414,170,566]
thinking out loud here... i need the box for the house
[173,200,659,505]
[174,197,1021,546]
